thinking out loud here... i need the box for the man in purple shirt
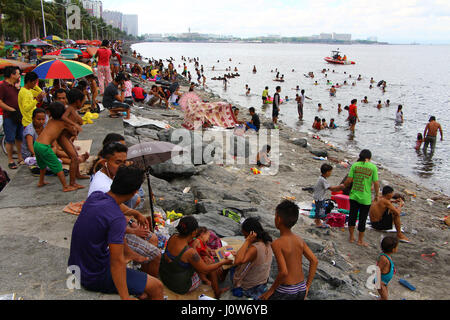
[68,165,163,300]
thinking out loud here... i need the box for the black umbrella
[127,139,185,229]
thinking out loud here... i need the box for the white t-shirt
[395,111,403,123]
[88,170,113,197]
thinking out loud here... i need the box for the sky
[101,0,450,44]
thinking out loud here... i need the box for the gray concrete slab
[0,113,123,209]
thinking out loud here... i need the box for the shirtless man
[369,186,410,243]
[423,116,443,155]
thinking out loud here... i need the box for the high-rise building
[332,33,352,41]
[122,14,138,36]
[102,10,123,30]
[81,0,102,18]
[319,33,333,40]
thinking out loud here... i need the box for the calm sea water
[132,42,450,195]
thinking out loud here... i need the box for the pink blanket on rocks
[182,100,237,130]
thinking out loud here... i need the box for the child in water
[415,133,424,150]
[338,103,342,113]
[329,118,337,129]
[312,117,321,130]
[377,100,382,109]
[285,96,289,102]
[318,103,323,111]
[375,236,398,300]
[321,118,328,129]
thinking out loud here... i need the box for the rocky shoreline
[120,42,449,300]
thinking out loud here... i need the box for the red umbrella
[76,40,89,45]
[0,59,34,72]
[88,40,101,46]
[81,51,91,59]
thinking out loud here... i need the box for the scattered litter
[421,252,436,262]
[331,260,336,266]
[443,242,448,245]
[411,229,418,235]
[19,273,22,276]
[404,274,411,278]
[198,294,216,300]
[313,156,327,161]
[403,189,416,197]
[64,237,67,240]
[0,293,22,300]
[183,187,191,193]
[283,196,296,201]
[447,204,450,209]
[159,197,165,201]
[369,292,379,298]
[250,167,261,175]
[399,279,416,291]
[352,270,360,274]
[38,239,48,244]
[426,199,434,206]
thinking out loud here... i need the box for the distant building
[81,0,102,18]
[332,33,352,41]
[102,10,122,29]
[144,33,163,41]
[123,14,138,37]
[319,33,333,40]
[367,36,378,42]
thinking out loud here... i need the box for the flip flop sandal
[8,162,18,169]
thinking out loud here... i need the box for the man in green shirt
[344,149,380,247]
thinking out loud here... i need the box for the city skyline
[100,0,450,44]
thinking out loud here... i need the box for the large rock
[263,121,275,129]
[124,135,139,147]
[136,128,159,140]
[310,149,328,158]
[292,138,308,148]
[194,212,242,237]
[149,159,196,180]
[158,128,222,165]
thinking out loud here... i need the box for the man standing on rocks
[423,116,443,156]
[273,86,281,127]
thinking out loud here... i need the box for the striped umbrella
[61,48,82,55]
[32,59,93,79]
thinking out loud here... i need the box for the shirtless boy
[369,186,410,242]
[260,200,318,300]
[34,102,77,192]
[60,88,89,189]
[423,116,443,154]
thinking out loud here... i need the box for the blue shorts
[3,117,23,143]
[245,122,259,132]
[83,267,148,297]
[314,200,326,219]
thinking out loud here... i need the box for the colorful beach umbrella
[0,59,34,72]
[45,35,63,42]
[89,40,101,46]
[22,40,51,47]
[86,46,98,57]
[76,40,89,45]
[32,59,93,79]
[61,48,82,55]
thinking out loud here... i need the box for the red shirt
[132,86,145,99]
[0,80,20,119]
[349,104,357,117]
[96,48,111,66]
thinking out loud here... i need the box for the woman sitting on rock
[231,217,273,299]
[159,216,232,298]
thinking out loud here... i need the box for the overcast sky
[102,0,450,44]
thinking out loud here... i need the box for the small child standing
[415,133,424,150]
[375,236,398,300]
[313,164,345,228]
[259,200,318,300]
[34,102,77,192]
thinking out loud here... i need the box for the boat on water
[324,50,355,65]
